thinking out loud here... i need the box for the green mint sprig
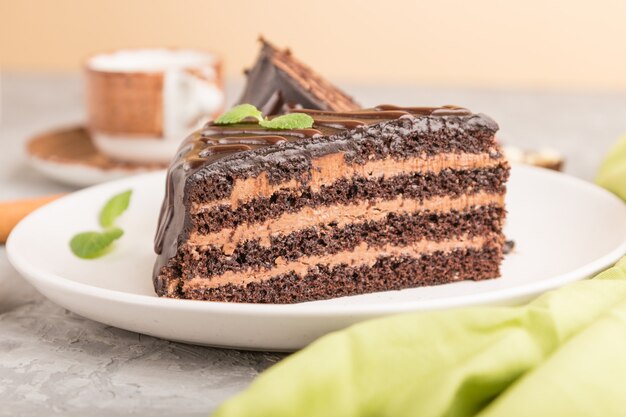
[214,104,314,130]
[70,190,132,259]
[214,104,263,125]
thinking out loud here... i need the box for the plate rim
[7,164,626,317]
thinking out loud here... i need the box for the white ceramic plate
[7,165,626,351]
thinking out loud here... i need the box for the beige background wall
[2,0,626,91]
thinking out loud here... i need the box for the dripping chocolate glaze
[153,105,497,280]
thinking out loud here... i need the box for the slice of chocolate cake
[154,105,510,304]
[237,38,360,115]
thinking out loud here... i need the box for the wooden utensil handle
[0,194,65,244]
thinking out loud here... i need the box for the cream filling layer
[188,192,505,254]
[183,234,500,290]
[191,152,505,212]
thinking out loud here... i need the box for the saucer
[26,126,167,187]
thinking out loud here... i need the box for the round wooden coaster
[26,126,168,187]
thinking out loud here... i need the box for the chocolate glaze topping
[153,105,498,278]
[237,38,361,115]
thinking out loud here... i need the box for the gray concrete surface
[1,73,625,416]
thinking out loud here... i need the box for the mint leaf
[99,190,132,228]
[214,104,263,125]
[259,113,314,130]
[70,190,132,259]
[214,105,314,129]
[70,228,124,259]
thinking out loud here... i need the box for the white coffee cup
[85,48,224,164]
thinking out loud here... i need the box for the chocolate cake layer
[237,38,360,115]
[189,192,504,257]
[190,152,503,211]
[187,235,498,289]
[191,165,508,234]
[181,205,505,278]
[154,105,508,303]
[165,247,502,303]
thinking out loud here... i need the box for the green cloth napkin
[214,142,626,417]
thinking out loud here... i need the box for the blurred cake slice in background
[237,38,360,115]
